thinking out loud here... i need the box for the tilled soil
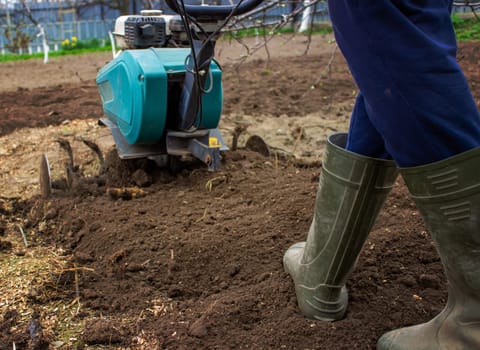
[0,37,479,349]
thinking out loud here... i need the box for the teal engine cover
[96,48,223,144]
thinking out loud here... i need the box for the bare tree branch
[453,1,480,20]
[19,0,40,26]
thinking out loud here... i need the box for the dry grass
[0,225,88,347]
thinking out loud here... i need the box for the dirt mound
[1,149,446,349]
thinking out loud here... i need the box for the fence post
[0,30,4,54]
[299,0,313,32]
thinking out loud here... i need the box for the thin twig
[299,43,338,101]
[61,266,95,272]
[291,127,305,155]
[74,263,80,301]
[196,207,208,223]
[261,13,271,65]
[17,225,28,248]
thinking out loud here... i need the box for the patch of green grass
[0,46,111,63]
[0,37,111,63]
[61,37,109,51]
[221,23,333,40]
[452,14,480,41]
[222,15,479,42]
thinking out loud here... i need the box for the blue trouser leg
[328,0,480,167]
[346,93,392,160]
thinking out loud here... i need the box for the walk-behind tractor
[39,0,267,198]
[96,0,265,171]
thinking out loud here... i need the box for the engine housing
[96,48,223,145]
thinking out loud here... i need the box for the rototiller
[96,0,264,171]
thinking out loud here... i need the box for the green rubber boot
[283,133,398,321]
[377,147,480,350]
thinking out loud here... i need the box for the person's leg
[346,93,391,160]
[327,1,480,348]
[283,132,398,321]
[283,82,398,320]
[378,148,480,350]
[329,0,480,167]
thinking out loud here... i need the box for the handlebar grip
[165,0,264,20]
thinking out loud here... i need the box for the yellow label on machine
[209,137,221,148]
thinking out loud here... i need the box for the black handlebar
[165,0,264,20]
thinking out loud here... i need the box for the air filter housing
[123,16,167,49]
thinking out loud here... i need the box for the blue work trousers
[328,0,480,167]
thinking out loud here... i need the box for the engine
[113,10,187,49]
